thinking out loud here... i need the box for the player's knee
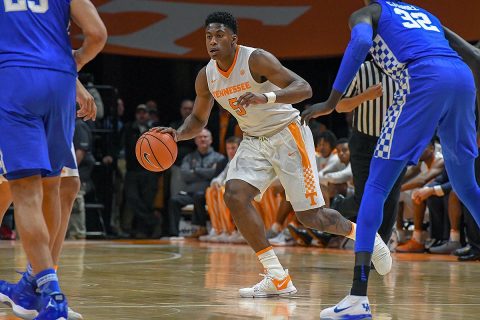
[224,185,254,209]
[61,176,80,200]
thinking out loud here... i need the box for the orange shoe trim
[272,274,291,291]
[256,246,273,257]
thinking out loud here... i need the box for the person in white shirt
[319,139,353,206]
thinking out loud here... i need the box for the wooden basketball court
[0,240,478,319]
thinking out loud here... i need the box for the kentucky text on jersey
[212,81,251,99]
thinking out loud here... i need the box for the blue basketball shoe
[34,293,68,320]
[320,295,372,320]
[0,273,82,320]
[0,273,38,319]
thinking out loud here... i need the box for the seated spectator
[315,130,341,172]
[146,99,161,126]
[410,169,463,254]
[122,104,159,238]
[167,129,225,237]
[68,117,95,240]
[319,138,352,206]
[396,141,444,252]
[168,99,196,197]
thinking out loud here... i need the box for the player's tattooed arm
[153,67,214,142]
[237,49,312,108]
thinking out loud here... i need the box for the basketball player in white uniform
[155,12,392,297]
[0,79,95,320]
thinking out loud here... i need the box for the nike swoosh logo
[276,278,288,289]
[143,153,160,168]
[334,306,351,313]
[288,151,296,156]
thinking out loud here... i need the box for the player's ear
[232,34,238,46]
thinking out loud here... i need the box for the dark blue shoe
[0,274,39,319]
[34,293,68,320]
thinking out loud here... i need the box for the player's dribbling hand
[76,79,97,121]
[237,92,267,107]
[301,101,335,125]
[150,127,178,142]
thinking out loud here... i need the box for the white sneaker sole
[0,292,38,319]
[0,293,79,320]
[239,286,297,298]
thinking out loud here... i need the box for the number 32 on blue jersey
[394,8,440,32]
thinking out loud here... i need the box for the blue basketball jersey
[370,0,459,80]
[0,0,76,75]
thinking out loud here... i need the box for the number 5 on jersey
[228,98,247,116]
[4,0,48,13]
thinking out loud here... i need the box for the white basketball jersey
[205,45,299,137]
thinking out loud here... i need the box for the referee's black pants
[335,129,406,243]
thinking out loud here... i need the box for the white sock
[256,246,286,279]
[450,230,460,242]
[413,230,423,243]
[346,222,356,240]
[271,222,282,233]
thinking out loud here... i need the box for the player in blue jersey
[302,1,480,319]
[0,0,106,319]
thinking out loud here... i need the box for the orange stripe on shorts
[287,123,318,207]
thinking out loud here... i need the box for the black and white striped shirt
[344,60,398,137]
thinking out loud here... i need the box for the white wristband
[263,92,276,104]
[433,185,444,197]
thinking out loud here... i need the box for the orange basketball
[135,131,178,172]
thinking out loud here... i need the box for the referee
[332,59,406,244]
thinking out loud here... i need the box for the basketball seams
[143,133,175,162]
[144,138,165,170]
[137,137,151,170]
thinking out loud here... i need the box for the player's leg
[319,157,407,320]
[42,176,62,251]
[437,60,480,227]
[224,138,295,298]
[0,67,68,319]
[378,168,405,244]
[52,175,80,264]
[0,180,12,223]
[321,60,457,319]
[224,180,270,251]
[35,69,77,319]
[225,179,296,298]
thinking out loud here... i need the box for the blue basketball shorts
[374,57,478,165]
[0,67,77,180]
